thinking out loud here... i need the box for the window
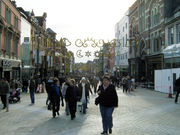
[151,5,161,27]
[126,34,127,45]
[123,37,124,47]
[5,33,11,56]
[177,24,180,43]
[24,37,30,43]
[14,38,18,57]
[168,27,174,45]
[14,15,18,29]
[5,6,11,24]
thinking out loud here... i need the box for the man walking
[0,78,10,109]
[29,77,36,104]
[175,76,180,104]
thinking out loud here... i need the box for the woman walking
[95,75,118,135]
[77,77,91,114]
[65,79,78,120]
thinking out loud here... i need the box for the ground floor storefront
[0,58,21,81]
[128,54,163,88]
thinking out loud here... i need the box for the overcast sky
[15,0,136,63]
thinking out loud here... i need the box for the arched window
[151,3,161,27]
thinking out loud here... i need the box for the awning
[162,43,180,58]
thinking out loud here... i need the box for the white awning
[163,43,180,58]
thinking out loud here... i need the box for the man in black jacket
[49,78,64,118]
[175,76,180,104]
[95,75,118,135]
[0,78,10,109]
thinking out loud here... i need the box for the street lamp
[35,31,41,77]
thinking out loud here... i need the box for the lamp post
[35,31,41,78]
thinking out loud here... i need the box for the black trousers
[52,98,60,117]
[1,95,7,107]
[175,91,180,103]
[69,101,77,118]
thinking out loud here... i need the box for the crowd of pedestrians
[1,73,180,135]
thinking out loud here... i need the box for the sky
[15,0,136,63]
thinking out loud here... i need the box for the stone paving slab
[0,87,180,135]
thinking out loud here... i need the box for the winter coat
[49,84,63,103]
[0,80,10,95]
[29,79,36,91]
[46,79,54,94]
[77,83,90,101]
[175,77,180,92]
[65,85,78,103]
[95,84,118,107]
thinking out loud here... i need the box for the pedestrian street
[0,87,180,135]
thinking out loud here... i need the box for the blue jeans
[82,102,87,114]
[100,105,114,132]
[30,89,35,104]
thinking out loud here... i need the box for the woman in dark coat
[49,78,64,118]
[95,75,118,135]
[65,79,78,120]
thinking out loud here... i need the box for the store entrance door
[4,71,10,82]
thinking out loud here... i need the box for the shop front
[0,58,21,81]
[146,54,163,84]
[163,43,180,69]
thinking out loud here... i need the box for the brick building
[0,0,21,81]
[129,0,165,84]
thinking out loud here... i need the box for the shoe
[57,112,59,116]
[71,116,74,120]
[2,106,6,109]
[101,131,107,134]
[109,128,112,134]
[53,113,56,118]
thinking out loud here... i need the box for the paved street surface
[0,87,180,135]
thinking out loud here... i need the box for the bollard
[168,86,173,98]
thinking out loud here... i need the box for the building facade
[129,0,165,84]
[163,0,180,69]
[18,7,32,79]
[115,10,129,76]
[0,0,21,81]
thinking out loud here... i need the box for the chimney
[11,0,17,7]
